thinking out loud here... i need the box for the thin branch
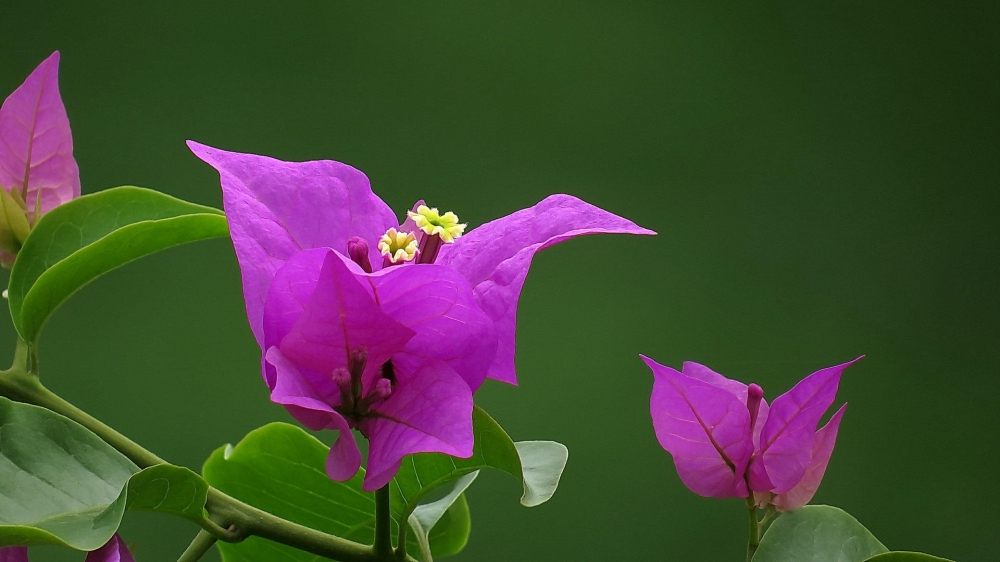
[177,530,217,562]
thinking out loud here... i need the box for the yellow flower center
[407,205,466,243]
[378,228,418,263]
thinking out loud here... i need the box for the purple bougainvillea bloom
[0,547,27,562]
[187,141,654,387]
[0,535,134,562]
[0,52,80,266]
[643,355,860,510]
[263,248,475,490]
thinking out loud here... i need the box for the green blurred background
[2,1,997,560]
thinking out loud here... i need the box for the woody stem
[374,485,393,557]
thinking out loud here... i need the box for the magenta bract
[0,52,80,265]
[0,548,27,562]
[643,355,860,510]
[84,535,135,562]
[187,141,654,387]
[263,248,476,491]
[0,535,134,562]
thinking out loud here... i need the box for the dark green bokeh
[3,1,997,560]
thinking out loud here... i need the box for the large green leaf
[0,397,211,550]
[754,505,889,562]
[863,553,954,562]
[202,422,472,562]
[7,186,228,343]
[202,409,569,561]
[0,397,137,549]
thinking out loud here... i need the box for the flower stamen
[407,205,465,264]
[407,205,466,243]
[378,228,418,267]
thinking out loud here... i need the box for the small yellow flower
[378,228,418,263]
[407,205,466,243]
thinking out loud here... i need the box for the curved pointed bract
[369,264,498,391]
[772,403,848,511]
[278,251,413,379]
[752,358,860,494]
[438,195,655,385]
[362,360,475,491]
[187,141,397,345]
[84,535,134,562]
[0,52,79,217]
[262,248,476,489]
[265,346,362,481]
[643,355,752,498]
[643,355,856,510]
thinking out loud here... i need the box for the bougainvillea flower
[263,248,476,491]
[0,535,134,562]
[643,355,859,510]
[0,51,80,266]
[187,141,654,387]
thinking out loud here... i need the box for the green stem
[0,365,166,467]
[206,488,411,562]
[394,514,409,560]
[0,343,417,562]
[759,504,778,538]
[746,497,760,562]
[374,485,393,557]
[177,530,218,562]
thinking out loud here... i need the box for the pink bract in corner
[0,52,80,266]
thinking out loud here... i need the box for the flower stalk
[746,497,760,562]
[177,531,217,562]
[374,486,393,557]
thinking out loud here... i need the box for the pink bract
[0,548,27,562]
[0,535,134,562]
[644,355,860,510]
[187,141,654,387]
[0,52,81,265]
[84,535,135,562]
[263,249,476,490]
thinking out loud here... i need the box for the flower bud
[747,383,764,431]
[349,346,369,378]
[369,378,393,402]
[347,236,373,273]
[331,367,352,389]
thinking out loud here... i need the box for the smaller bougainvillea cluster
[641,356,859,509]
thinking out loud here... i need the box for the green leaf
[8,186,228,343]
[0,396,137,549]
[202,408,569,561]
[863,553,954,562]
[125,464,210,523]
[753,505,889,562]
[408,472,479,561]
[391,407,569,523]
[0,397,212,549]
[202,422,472,562]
